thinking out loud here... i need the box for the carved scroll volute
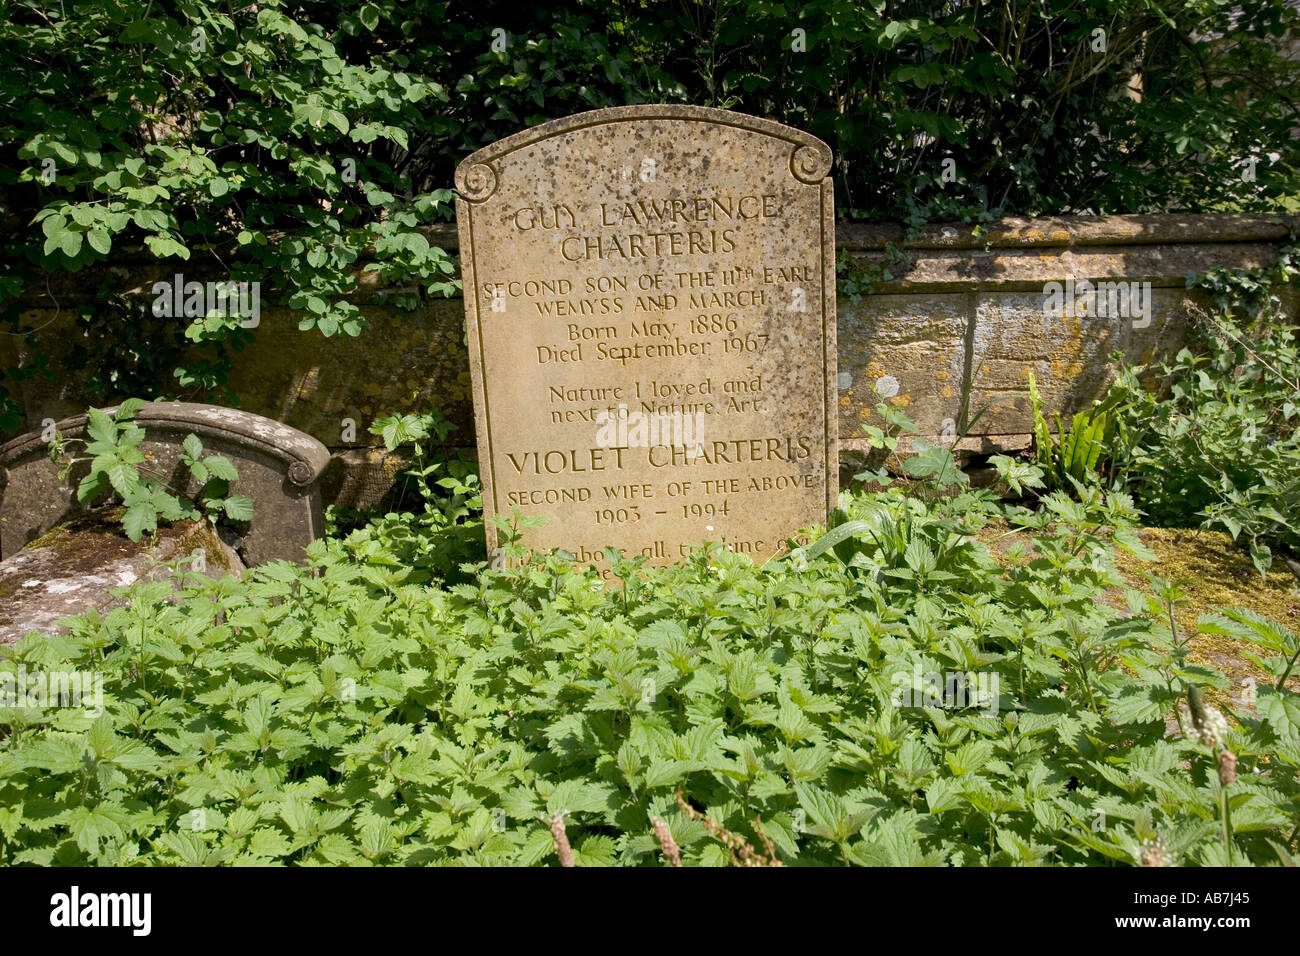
[456,163,498,203]
[790,143,833,184]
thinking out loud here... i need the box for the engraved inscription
[455,106,837,577]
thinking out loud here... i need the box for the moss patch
[977,519,1300,707]
[24,522,75,552]
[163,520,235,573]
[20,510,142,575]
[1111,527,1300,697]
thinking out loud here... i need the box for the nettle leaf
[223,495,255,521]
[544,779,616,818]
[945,739,992,775]
[249,829,293,858]
[796,784,871,843]
[204,454,240,481]
[573,835,618,867]
[278,796,316,836]
[852,810,942,866]
[1257,686,1300,739]
[156,831,227,866]
[1105,686,1168,726]
[893,737,936,786]
[1110,525,1156,560]
[643,758,698,789]
[61,804,132,855]
[16,736,88,774]
[1200,608,1297,655]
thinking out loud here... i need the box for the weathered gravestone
[0,402,330,566]
[455,105,837,577]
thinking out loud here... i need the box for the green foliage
[330,409,485,582]
[368,409,480,524]
[1028,370,1122,493]
[1199,607,1300,690]
[513,0,1299,226]
[853,398,969,493]
[0,0,457,426]
[49,400,252,541]
[1,480,1296,866]
[1107,250,1300,574]
[3,1,1299,431]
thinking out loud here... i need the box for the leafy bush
[1107,252,1300,574]
[4,0,1299,430]
[48,399,252,541]
[1,483,1296,866]
[367,409,478,522]
[0,0,457,426]
[324,409,485,583]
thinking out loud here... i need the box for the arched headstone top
[0,403,329,564]
[455,105,834,204]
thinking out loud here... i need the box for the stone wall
[3,213,1295,509]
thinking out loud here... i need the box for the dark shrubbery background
[1,0,1298,424]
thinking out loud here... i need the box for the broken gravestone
[0,511,244,645]
[0,402,330,566]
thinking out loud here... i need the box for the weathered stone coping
[0,512,244,645]
[3,214,1296,512]
[0,402,331,487]
[10,214,1298,305]
[418,212,1300,252]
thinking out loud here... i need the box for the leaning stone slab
[0,513,244,646]
[0,402,330,566]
